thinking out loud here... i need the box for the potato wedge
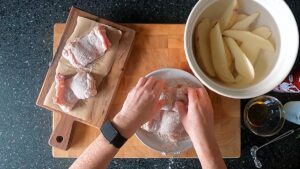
[231,12,259,30]
[223,30,275,52]
[252,26,272,39]
[225,37,255,81]
[219,0,238,31]
[236,14,248,21]
[195,19,216,77]
[240,43,260,64]
[210,23,235,83]
[223,38,234,73]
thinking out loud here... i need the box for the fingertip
[159,79,166,87]
[197,87,210,99]
[196,87,205,93]
[144,77,156,89]
[158,80,165,89]
[153,80,165,94]
[175,101,187,117]
[187,87,193,92]
[141,77,147,81]
[136,77,147,87]
[182,87,188,95]
[187,87,198,101]
[148,77,154,80]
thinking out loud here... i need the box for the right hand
[175,87,215,143]
[112,77,165,138]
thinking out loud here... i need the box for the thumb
[175,101,187,118]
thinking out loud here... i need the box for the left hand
[112,77,165,138]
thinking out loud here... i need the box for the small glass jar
[244,95,285,137]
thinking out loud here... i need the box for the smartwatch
[100,120,127,148]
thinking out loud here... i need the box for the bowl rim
[184,0,299,99]
[135,129,193,155]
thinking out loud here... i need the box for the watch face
[101,121,118,141]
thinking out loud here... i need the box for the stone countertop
[0,0,299,168]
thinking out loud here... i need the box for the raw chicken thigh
[54,74,78,112]
[62,25,111,68]
[53,72,97,112]
[142,85,189,142]
[70,72,97,99]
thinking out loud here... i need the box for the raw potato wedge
[252,26,272,39]
[225,37,255,81]
[223,30,275,52]
[210,23,235,83]
[219,0,238,31]
[195,18,216,77]
[236,14,248,21]
[231,12,259,30]
[223,39,234,73]
[240,43,260,64]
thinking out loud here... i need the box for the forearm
[69,114,136,169]
[192,133,226,169]
[70,77,163,169]
[69,134,118,169]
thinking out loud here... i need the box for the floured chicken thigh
[62,25,111,68]
[159,111,187,142]
[160,86,188,111]
[53,72,97,112]
[142,85,189,142]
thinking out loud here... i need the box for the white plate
[135,68,203,154]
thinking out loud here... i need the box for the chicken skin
[62,25,111,69]
[54,72,97,112]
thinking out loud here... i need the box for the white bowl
[135,68,203,154]
[184,0,299,99]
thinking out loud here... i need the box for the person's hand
[175,88,227,169]
[175,87,214,143]
[112,77,165,138]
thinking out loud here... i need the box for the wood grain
[48,113,75,150]
[52,23,241,158]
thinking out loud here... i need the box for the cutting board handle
[48,114,75,150]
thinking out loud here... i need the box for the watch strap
[101,121,127,148]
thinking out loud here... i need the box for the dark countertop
[0,0,299,168]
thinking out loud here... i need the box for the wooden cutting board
[36,7,136,150]
[52,23,241,158]
[36,7,136,128]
